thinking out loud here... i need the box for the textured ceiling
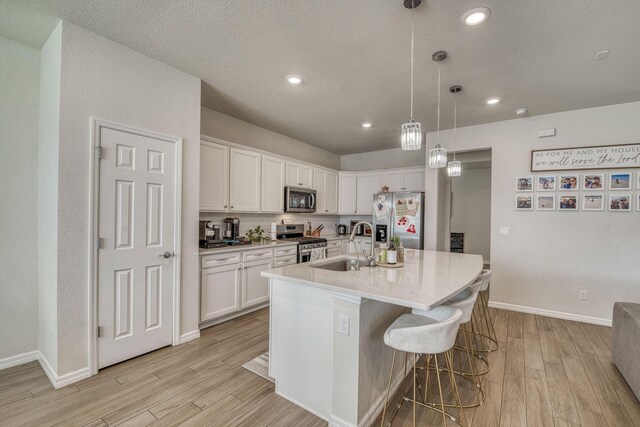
[2,0,640,154]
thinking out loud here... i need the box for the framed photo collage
[515,172,638,212]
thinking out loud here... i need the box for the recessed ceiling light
[461,7,491,26]
[361,122,372,128]
[486,97,500,105]
[286,75,303,85]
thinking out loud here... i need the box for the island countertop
[262,249,483,311]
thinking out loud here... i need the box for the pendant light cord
[436,62,441,145]
[410,0,415,119]
[453,91,457,158]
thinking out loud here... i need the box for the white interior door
[97,127,176,369]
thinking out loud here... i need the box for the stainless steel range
[276,224,327,263]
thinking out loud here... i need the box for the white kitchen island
[261,249,483,427]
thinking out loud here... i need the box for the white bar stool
[472,269,498,352]
[380,306,466,427]
[439,285,485,408]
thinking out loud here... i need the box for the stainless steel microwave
[284,187,316,213]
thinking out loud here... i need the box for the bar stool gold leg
[434,354,448,426]
[413,353,417,427]
[380,349,397,427]
[445,349,468,427]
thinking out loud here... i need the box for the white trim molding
[0,351,39,371]
[488,301,612,327]
[179,330,201,344]
[38,352,90,389]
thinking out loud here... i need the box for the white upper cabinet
[381,170,404,191]
[402,168,425,191]
[381,168,425,192]
[200,141,229,211]
[286,161,314,188]
[356,172,381,215]
[338,173,358,214]
[261,155,285,213]
[314,169,338,214]
[230,148,261,212]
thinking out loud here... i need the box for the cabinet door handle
[224,205,228,208]
[298,182,303,185]
[217,258,229,262]
[325,209,328,212]
[230,205,234,209]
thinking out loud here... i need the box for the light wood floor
[1,308,638,426]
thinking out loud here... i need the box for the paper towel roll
[270,223,277,240]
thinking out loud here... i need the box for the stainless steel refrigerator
[372,191,425,249]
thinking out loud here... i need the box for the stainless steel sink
[311,258,372,271]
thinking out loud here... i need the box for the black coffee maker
[199,221,225,249]
[223,217,240,240]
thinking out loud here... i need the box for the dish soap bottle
[379,243,388,264]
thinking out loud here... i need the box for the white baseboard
[179,329,201,344]
[38,351,91,389]
[0,350,39,370]
[488,301,612,327]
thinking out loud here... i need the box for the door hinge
[95,146,103,159]
[97,326,104,338]
[96,237,104,249]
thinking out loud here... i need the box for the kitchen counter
[198,240,297,255]
[263,250,483,427]
[263,249,482,311]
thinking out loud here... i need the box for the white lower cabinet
[200,247,295,324]
[326,239,343,257]
[242,259,272,308]
[200,263,241,322]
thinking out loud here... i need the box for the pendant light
[428,51,448,168]
[400,0,422,151]
[447,85,462,177]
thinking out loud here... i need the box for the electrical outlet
[338,314,350,335]
[579,290,588,301]
[499,227,510,236]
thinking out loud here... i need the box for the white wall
[201,107,340,170]
[37,23,62,371]
[340,147,425,171]
[449,167,492,262]
[0,36,40,361]
[425,102,640,323]
[49,21,201,376]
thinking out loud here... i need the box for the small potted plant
[246,225,270,244]
[393,236,404,263]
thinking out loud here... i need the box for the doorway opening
[443,149,492,267]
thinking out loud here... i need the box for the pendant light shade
[447,84,462,177]
[401,119,422,151]
[447,159,461,176]
[400,0,422,151]
[429,145,448,168]
[429,51,448,168]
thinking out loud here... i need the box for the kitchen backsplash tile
[199,213,372,239]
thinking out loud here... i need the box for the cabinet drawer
[243,248,274,261]
[201,252,241,268]
[273,255,298,267]
[327,248,341,258]
[326,240,343,249]
[274,245,298,257]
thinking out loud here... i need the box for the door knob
[159,251,174,259]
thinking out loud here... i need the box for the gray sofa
[612,302,640,400]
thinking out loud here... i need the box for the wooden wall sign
[531,143,640,172]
